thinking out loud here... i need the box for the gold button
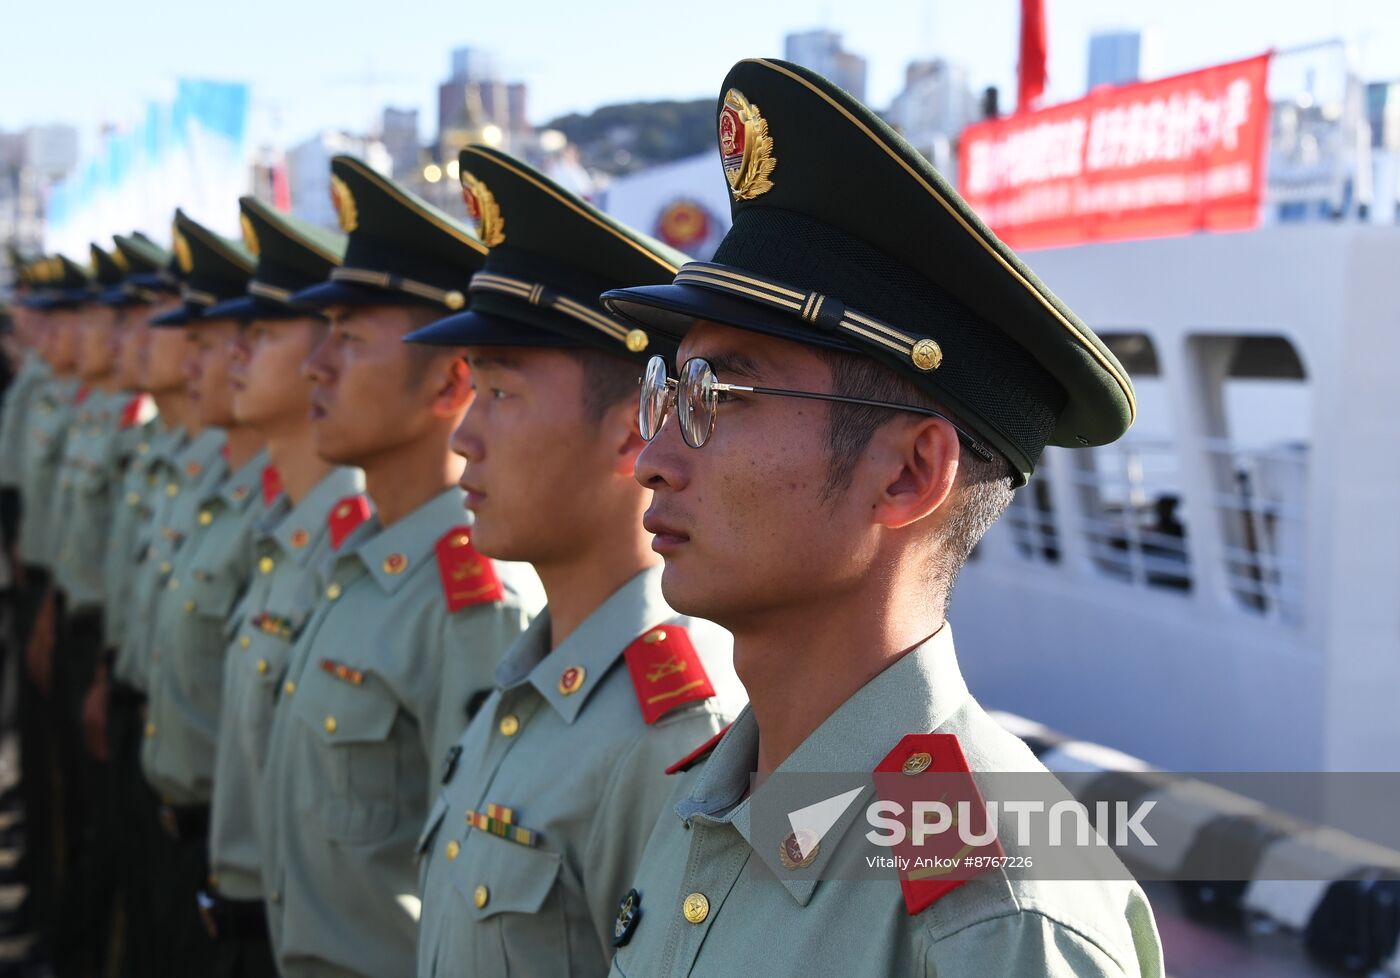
[446,840,461,861]
[183,600,195,613]
[625,328,649,353]
[159,561,172,575]
[902,751,933,776]
[168,577,179,590]
[473,884,489,909]
[126,491,140,506]
[444,290,465,311]
[324,716,337,734]
[144,722,156,738]
[682,892,709,924]
[498,714,520,737]
[284,681,296,697]
[326,582,342,600]
[166,482,178,497]
[259,556,274,575]
[910,338,943,372]
[239,636,251,649]
[256,659,269,675]
[198,510,213,526]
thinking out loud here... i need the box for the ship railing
[1201,437,1308,625]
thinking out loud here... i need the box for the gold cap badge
[240,214,260,257]
[719,89,776,201]
[625,329,649,354]
[461,171,505,247]
[330,175,358,234]
[173,230,193,274]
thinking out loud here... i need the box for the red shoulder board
[623,625,716,725]
[74,385,91,405]
[436,526,504,611]
[261,465,283,507]
[328,494,371,550]
[119,392,149,428]
[874,733,1004,916]
[665,723,732,775]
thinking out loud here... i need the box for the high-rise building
[783,29,868,102]
[0,124,79,288]
[884,59,978,179]
[437,47,530,152]
[381,107,421,179]
[1087,30,1143,90]
[1367,81,1400,150]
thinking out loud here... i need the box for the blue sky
[4,0,1399,152]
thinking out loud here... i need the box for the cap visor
[149,304,199,327]
[405,309,587,349]
[290,280,438,312]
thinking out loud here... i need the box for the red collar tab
[874,733,1004,916]
[261,465,283,507]
[328,494,371,550]
[623,624,715,725]
[436,526,504,611]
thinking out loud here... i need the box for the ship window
[1075,333,1191,591]
[1192,334,1309,624]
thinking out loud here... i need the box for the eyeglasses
[639,355,994,460]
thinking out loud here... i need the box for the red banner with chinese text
[958,53,1272,250]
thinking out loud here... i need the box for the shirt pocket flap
[187,571,241,620]
[456,833,562,921]
[296,674,399,746]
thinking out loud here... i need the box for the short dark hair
[815,348,1015,611]
[572,346,640,422]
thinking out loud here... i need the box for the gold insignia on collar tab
[778,829,820,870]
[383,553,408,575]
[330,175,358,234]
[240,214,260,256]
[461,171,505,247]
[719,88,776,201]
[173,231,193,274]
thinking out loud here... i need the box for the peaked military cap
[151,209,255,327]
[205,197,346,321]
[91,241,127,289]
[22,254,92,310]
[292,154,485,312]
[110,231,177,303]
[404,146,687,362]
[601,58,1136,485]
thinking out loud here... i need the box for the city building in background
[0,124,77,286]
[783,28,868,101]
[437,45,529,157]
[380,107,421,180]
[1087,29,1147,89]
[884,58,979,181]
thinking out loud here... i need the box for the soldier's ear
[867,414,960,531]
[429,355,474,419]
[604,394,646,477]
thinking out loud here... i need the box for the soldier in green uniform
[101,230,193,978]
[258,155,543,978]
[43,241,149,977]
[140,208,260,976]
[404,146,744,978]
[600,59,1165,977]
[204,196,356,978]
[11,255,89,961]
[0,255,51,590]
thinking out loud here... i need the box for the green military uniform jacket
[49,388,135,612]
[607,627,1165,978]
[260,487,544,978]
[416,565,744,978]
[0,351,51,489]
[120,427,227,692]
[141,447,270,805]
[106,420,182,664]
[208,466,365,901]
[16,375,79,568]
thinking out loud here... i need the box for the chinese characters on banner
[958,53,1272,250]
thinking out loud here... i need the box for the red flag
[1018,0,1048,112]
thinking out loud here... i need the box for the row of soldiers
[0,58,1164,977]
